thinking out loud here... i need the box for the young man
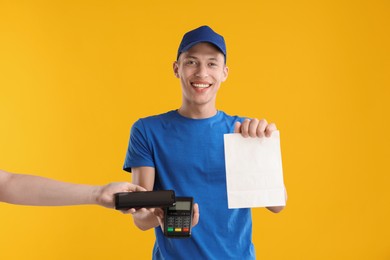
[0,169,145,209]
[123,25,286,259]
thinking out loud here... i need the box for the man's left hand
[234,118,277,138]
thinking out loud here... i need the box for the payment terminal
[164,197,193,238]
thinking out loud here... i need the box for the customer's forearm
[0,171,98,206]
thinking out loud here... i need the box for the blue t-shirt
[123,110,255,260]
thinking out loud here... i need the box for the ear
[222,65,229,82]
[173,61,179,78]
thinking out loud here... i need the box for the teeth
[192,83,210,88]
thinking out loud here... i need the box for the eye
[185,60,197,65]
[209,62,218,67]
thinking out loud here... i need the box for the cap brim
[178,40,226,59]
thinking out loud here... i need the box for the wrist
[91,185,103,206]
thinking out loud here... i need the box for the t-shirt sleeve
[123,119,155,172]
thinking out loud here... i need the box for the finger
[265,122,277,137]
[132,184,147,192]
[132,207,149,214]
[256,119,268,138]
[192,203,200,227]
[153,208,164,219]
[121,208,136,214]
[241,119,251,137]
[248,118,259,137]
[151,208,164,228]
[234,121,241,133]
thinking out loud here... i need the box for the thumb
[131,184,147,192]
[234,121,241,133]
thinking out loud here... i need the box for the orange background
[1,1,389,259]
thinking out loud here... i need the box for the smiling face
[173,42,228,118]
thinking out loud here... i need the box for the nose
[195,64,209,78]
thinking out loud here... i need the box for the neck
[178,105,217,119]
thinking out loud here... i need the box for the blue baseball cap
[177,25,227,62]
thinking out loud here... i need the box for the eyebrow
[184,55,220,61]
